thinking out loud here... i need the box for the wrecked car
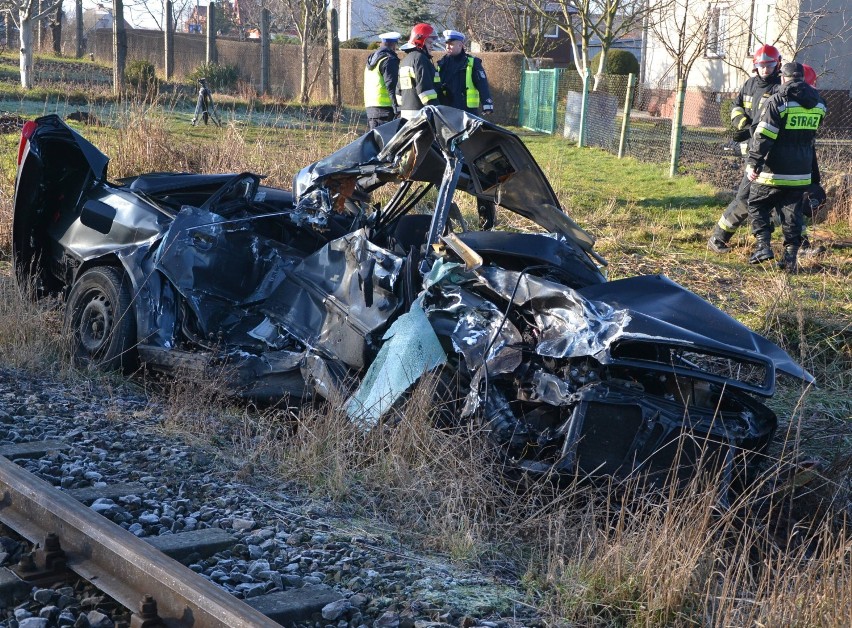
[13,107,814,484]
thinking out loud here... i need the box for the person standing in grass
[746,61,826,273]
[707,45,782,254]
[364,31,401,130]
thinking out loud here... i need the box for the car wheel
[65,266,138,373]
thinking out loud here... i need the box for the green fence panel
[519,68,563,134]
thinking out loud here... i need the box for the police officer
[436,30,494,116]
[746,61,826,272]
[708,45,782,253]
[364,31,401,130]
[396,23,440,120]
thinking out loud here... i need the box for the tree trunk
[592,49,607,91]
[19,8,35,89]
[51,2,62,55]
[300,38,309,103]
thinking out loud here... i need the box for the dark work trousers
[717,172,751,234]
[367,107,395,130]
[747,184,805,247]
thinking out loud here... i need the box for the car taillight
[17,120,38,166]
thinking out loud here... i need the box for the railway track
[0,440,341,626]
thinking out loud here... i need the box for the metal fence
[519,69,852,191]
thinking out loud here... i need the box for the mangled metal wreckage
[14,107,813,482]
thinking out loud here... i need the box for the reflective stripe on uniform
[418,89,437,105]
[718,216,737,232]
[400,109,422,119]
[399,65,415,90]
[730,105,746,120]
[756,120,779,139]
[755,172,811,186]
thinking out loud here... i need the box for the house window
[543,19,560,39]
[751,2,775,52]
[705,6,726,58]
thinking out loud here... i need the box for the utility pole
[260,8,270,95]
[206,1,217,65]
[113,0,126,96]
[165,0,174,79]
[327,8,340,107]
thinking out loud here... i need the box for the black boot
[707,226,733,253]
[798,236,826,258]
[778,245,799,273]
[749,236,774,264]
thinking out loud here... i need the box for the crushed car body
[13,107,814,483]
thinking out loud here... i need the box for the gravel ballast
[0,368,542,628]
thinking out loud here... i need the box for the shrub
[125,59,158,91]
[340,38,368,49]
[590,49,640,75]
[273,35,299,45]
[187,62,239,91]
[367,41,381,50]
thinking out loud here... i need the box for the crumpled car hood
[577,275,815,386]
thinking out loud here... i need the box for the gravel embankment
[0,368,542,628]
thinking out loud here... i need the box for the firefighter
[746,61,826,272]
[436,30,494,116]
[363,31,402,130]
[707,44,782,254]
[396,23,440,120]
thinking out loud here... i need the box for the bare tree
[772,0,852,85]
[278,0,327,103]
[123,0,194,31]
[449,0,560,58]
[521,0,648,89]
[646,0,719,86]
[646,0,729,175]
[0,0,62,88]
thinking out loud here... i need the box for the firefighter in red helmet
[707,44,782,254]
[396,23,440,120]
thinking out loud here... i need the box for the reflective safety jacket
[364,47,399,111]
[730,73,780,150]
[747,80,826,188]
[396,47,439,119]
[437,53,493,114]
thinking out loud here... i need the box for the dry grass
[0,272,66,371]
[149,358,852,625]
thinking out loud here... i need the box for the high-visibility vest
[437,56,481,109]
[464,57,479,109]
[364,57,393,108]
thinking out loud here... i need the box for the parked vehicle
[13,107,813,484]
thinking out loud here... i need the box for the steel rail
[0,455,279,627]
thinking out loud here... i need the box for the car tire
[65,266,138,373]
